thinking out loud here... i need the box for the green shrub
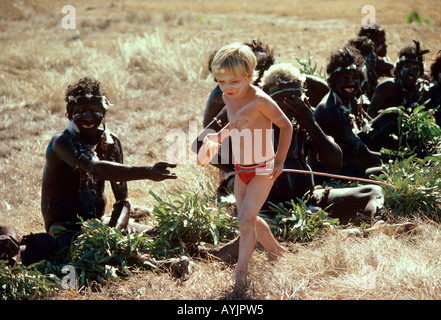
[149,187,238,257]
[394,105,441,158]
[0,260,62,300]
[64,218,157,286]
[373,156,441,218]
[294,52,325,79]
[261,197,338,242]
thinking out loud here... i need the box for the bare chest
[227,100,266,132]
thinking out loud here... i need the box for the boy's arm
[271,115,293,180]
[191,107,229,154]
[191,108,233,172]
[260,98,293,180]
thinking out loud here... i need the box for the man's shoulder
[51,129,75,145]
[103,129,122,146]
[376,78,398,91]
[314,93,334,114]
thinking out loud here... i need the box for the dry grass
[1,0,441,300]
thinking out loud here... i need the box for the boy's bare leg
[255,215,286,261]
[233,174,285,286]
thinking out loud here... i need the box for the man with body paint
[358,24,395,78]
[367,40,430,118]
[311,46,400,182]
[0,77,177,265]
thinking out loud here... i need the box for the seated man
[311,46,399,181]
[1,77,177,265]
[358,24,394,78]
[260,63,384,223]
[347,36,379,101]
[426,50,441,126]
[367,40,430,118]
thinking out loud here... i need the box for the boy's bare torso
[224,86,276,165]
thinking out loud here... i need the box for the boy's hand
[270,160,284,180]
[148,162,177,181]
[205,133,221,144]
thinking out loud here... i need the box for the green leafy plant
[373,156,441,218]
[195,13,211,25]
[406,9,432,27]
[0,260,62,300]
[63,218,156,286]
[149,187,238,257]
[294,52,325,79]
[261,197,338,242]
[393,105,441,158]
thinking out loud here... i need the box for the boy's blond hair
[211,42,257,79]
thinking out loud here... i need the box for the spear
[223,168,397,189]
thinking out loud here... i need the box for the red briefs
[234,157,275,185]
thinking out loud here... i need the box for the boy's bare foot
[267,245,286,263]
[231,270,248,289]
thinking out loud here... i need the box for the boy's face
[71,102,105,134]
[214,68,252,99]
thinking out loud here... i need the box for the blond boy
[206,43,293,286]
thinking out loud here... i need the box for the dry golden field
[1,0,441,302]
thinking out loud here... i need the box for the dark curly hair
[244,38,276,85]
[430,50,441,82]
[65,77,107,120]
[347,36,375,57]
[357,24,386,46]
[394,40,429,77]
[326,46,365,88]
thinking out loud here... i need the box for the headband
[65,94,113,110]
[327,64,358,78]
[395,40,430,66]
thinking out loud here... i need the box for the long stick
[224,168,397,189]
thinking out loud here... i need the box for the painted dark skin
[1,97,177,265]
[312,70,399,179]
[41,100,177,240]
[269,82,385,222]
[368,61,426,117]
[426,70,441,126]
[374,34,394,78]
[0,226,21,265]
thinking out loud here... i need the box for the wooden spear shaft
[224,168,397,189]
